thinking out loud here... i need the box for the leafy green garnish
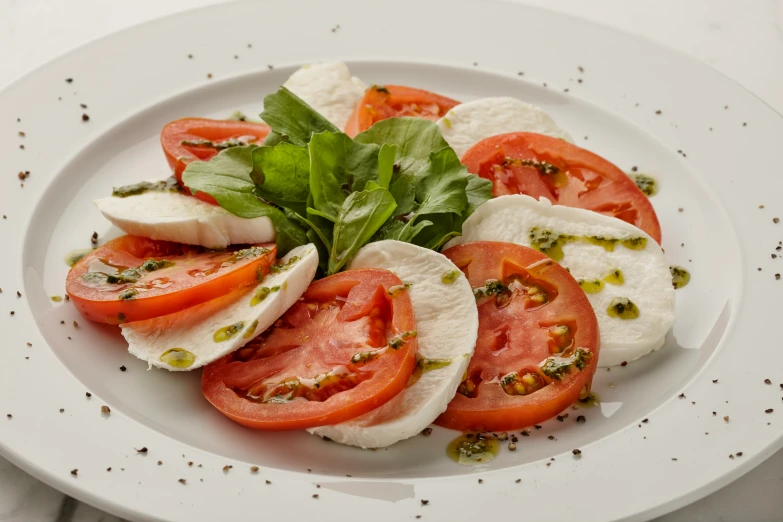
[308,132,393,222]
[329,185,397,274]
[181,87,493,274]
[252,142,310,216]
[260,87,338,146]
[181,146,308,254]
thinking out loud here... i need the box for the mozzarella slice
[308,241,478,448]
[436,97,572,158]
[121,244,318,371]
[446,195,674,367]
[94,190,275,249]
[283,62,366,130]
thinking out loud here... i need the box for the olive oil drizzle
[529,227,647,261]
[670,266,691,289]
[447,432,499,465]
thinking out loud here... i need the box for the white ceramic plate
[1,1,782,520]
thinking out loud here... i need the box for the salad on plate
[64,61,684,459]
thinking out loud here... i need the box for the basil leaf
[260,87,339,146]
[329,187,397,274]
[181,146,308,254]
[252,143,310,216]
[308,132,387,222]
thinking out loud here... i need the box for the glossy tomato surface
[345,85,459,136]
[66,235,276,324]
[437,241,599,432]
[461,132,662,242]
[160,118,270,204]
[202,268,419,431]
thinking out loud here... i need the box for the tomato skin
[160,118,270,204]
[202,269,418,431]
[461,132,662,243]
[344,85,460,136]
[436,241,599,432]
[66,235,276,324]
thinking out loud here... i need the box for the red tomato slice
[66,235,276,324]
[160,118,270,204]
[437,241,599,432]
[461,132,662,243]
[344,85,460,136]
[202,269,418,431]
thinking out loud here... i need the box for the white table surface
[1,0,782,520]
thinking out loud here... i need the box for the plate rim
[1,1,782,521]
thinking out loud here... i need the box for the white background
[1,0,782,521]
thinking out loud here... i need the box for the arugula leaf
[308,132,388,222]
[181,146,308,254]
[388,173,416,216]
[251,142,310,216]
[329,186,397,274]
[260,87,339,146]
[354,118,450,179]
[413,148,470,216]
[465,175,494,215]
[377,143,396,189]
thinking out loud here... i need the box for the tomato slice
[160,118,271,204]
[436,241,599,432]
[344,85,460,136]
[202,269,418,431]
[461,132,662,243]
[66,235,276,324]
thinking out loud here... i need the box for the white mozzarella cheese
[436,97,572,158]
[283,62,366,130]
[94,190,275,249]
[446,195,675,367]
[308,241,478,448]
[121,244,318,370]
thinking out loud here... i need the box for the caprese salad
[65,62,682,455]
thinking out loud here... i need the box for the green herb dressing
[630,173,658,197]
[214,321,246,342]
[607,297,640,319]
[670,266,691,289]
[447,433,499,465]
[112,177,181,198]
[530,227,647,261]
[243,320,259,339]
[441,269,460,284]
[159,348,196,369]
[64,248,93,267]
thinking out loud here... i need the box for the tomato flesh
[344,85,460,136]
[202,269,419,431]
[66,235,276,324]
[160,118,270,204]
[437,241,600,432]
[461,132,662,242]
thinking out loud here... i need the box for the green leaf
[181,146,308,254]
[409,213,461,250]
[377,143,397,189]
[413,147,469,216]
[307,132,387,222]
[464,175,494,215]
[251,143,310,216]
[354,118,450,179]
[329,187,397,274]
[388,173,417,216]
[260,87,339,146]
